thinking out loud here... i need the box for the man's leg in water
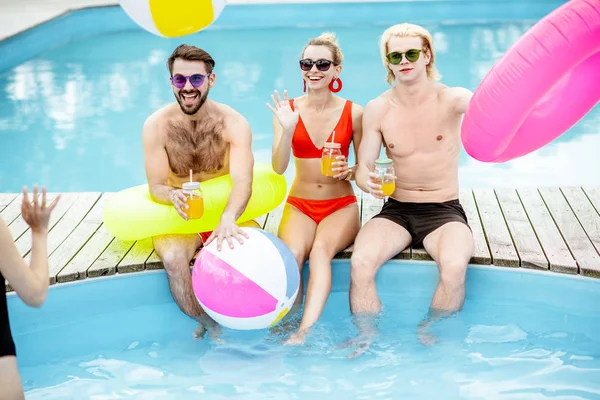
[153,233,220,339]
[347,217,412,357]
[0,356,25,400]
[419,221,473,345]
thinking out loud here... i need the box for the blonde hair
[379,23,440,84]
[303,32,344,65]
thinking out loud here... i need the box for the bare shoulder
[217,102,249,127]
[142,104,172,143]
[440,84,472,99]
[350,100,364,120]
[214,102,251,142]
[439,84,473,112]
[292,94,307,108]
[364,91,391,117]
[350,101,364,114]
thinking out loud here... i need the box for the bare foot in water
[193,320,224,343]
[417,309,448,346]
[193,322,207,340]
[336,312,378,358]
[334,335,373,359]
[348,338,372,359]
[284,330,307,346]
[269,309,301,341]
[417,328,439,346]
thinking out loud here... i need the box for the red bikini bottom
[286,195,357,224]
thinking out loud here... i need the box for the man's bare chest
[380,109,459,157]
[164,118,228,175]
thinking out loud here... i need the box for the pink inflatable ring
[461,0,600,163]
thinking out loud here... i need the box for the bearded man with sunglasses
[349,23,474,352]
[142,44,258,340]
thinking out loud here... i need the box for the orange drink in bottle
[321,142,342,177]
[381,180,395,196]
[182,181,204,219]
[374,158,395,197]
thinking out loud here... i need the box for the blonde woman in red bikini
[266,32,363,345]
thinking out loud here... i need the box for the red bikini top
[289,99,354,159]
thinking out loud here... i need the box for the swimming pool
[0,0,598,193]
[8,260,600,399]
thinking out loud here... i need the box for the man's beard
[176,88,209,115]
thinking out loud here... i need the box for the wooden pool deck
[3,186,600,292]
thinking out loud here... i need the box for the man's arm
[345,103,365,181]
[355,99,384,192]
[221,114,254,223]
[450,87,474,114]
[142,116,174,205]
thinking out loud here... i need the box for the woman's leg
[286,202,360,345]
[273,203,318,326]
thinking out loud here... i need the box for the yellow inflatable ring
[102,163,287,241]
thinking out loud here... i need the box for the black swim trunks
[373,197,469,248]
[1,271,16,358]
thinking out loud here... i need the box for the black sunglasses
[386,49,422,65]
[299,59,335,72]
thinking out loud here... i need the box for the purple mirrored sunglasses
[170,73,210,89]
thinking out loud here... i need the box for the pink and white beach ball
[192,227,300,330]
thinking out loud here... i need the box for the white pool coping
[0,0,395,42]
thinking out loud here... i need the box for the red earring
[329,77,342,93]
[303,80,307,93]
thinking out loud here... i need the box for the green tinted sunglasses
[386,49,422,65]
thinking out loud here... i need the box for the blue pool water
[8,261,600,399]
[0,1,598,193]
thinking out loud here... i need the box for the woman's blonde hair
[379,23,440,84]
[303,32,344,65]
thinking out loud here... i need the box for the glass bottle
[374,158,395,196]
[182,181,204,219]
[321,142,342,177]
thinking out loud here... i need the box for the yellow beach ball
[119,0,226,38]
